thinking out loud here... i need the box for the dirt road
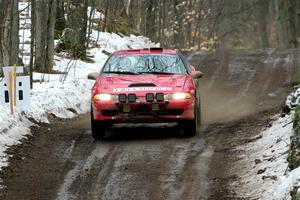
[1,49,299,200]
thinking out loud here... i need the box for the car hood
[97,74,189,93]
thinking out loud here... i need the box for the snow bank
[285,86,300,109]
[0,107,32,168]
[264,115,300,200]
[27,79,94,123]
[277,165,300,199]
[229,72,300,199]
[235,115,293,200]
[236,113,300,199]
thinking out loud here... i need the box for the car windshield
[102,54,187,75]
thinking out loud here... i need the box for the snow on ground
[235,114,300,200]
[0,2,157,169]
[286,85,300,109]
[0,108,32,169]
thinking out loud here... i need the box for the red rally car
[88,48,203,140]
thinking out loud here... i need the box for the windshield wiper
[103,71,139,75]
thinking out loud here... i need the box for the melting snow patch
[235,114,300,200]
[0,108,32,168]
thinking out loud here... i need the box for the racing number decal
[113,87,172,93]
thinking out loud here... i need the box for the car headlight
[167,93,192,100]
[93,94,113,101]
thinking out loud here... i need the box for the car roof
[113,48,178,56]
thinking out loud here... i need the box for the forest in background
[0,0,300,75]
[117,0,300,50]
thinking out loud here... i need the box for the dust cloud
[189,49,299,124]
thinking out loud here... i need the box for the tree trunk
[274,0,289,49]
[286,0,298,48]
[173,0,179,48]
[258,1,270,48]
[64,0,88,59]
[134,0,142,33]
[55,0,66,38]
[29,0,36,88]
[86,0,96,49]
[145,0,156,39]
[34,0,48,72]
[296,1,300,38]
[0,0,19,72]
[78,0,88,59]
[103,0,109,32]
[45,0,58,72]
[33,0,58,72]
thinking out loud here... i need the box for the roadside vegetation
[287,76,300,199]
[291,106,300,199]
[288,72,300,169]
[289,105,300,170]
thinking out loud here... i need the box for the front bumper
[92,98,195,123]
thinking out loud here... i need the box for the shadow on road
[99,123,204,141]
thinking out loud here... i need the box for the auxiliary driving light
[123,104,131,113]
[93,94,112,101]
[156,93,164,102]
[118,94,127,103]
[152,104,160,111]
[128,94,137,102]
[146,93,154,102]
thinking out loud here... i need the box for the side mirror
[87,72,100,80]
[190,65,196,72]
[191,70,204,79]
[189,66,203,79]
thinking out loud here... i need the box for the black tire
[91,110,107,140]
[182,120,197,137]
[195,87,202,129]
[181,90,201,137]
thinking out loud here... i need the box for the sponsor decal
[113,87,172,93]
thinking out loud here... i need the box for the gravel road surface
[1,49,299,200]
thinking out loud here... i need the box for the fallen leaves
[257,168,267,174]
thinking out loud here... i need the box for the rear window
[102,54,187,75]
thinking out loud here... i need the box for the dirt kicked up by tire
[1,49,299,200]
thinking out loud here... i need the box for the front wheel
[180,97,201,137]
[91,110,107,140]
[181,120,197,137]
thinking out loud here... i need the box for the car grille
[101,108,184,116]
[101,110,119,116]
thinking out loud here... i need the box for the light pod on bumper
[156,93,164,102]
[128,93,137,103]
[152,104,160,111]
[118,94,127,103]
[123,104,131,112]
[146,93,154,102]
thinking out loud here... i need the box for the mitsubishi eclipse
[87,48,203,140]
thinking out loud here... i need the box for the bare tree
[0,0,19,76]
[33,0,47,72]
[46,0,58,71]
[258,1,270,48]
[61,0,88,59]
[33,0,58,73]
